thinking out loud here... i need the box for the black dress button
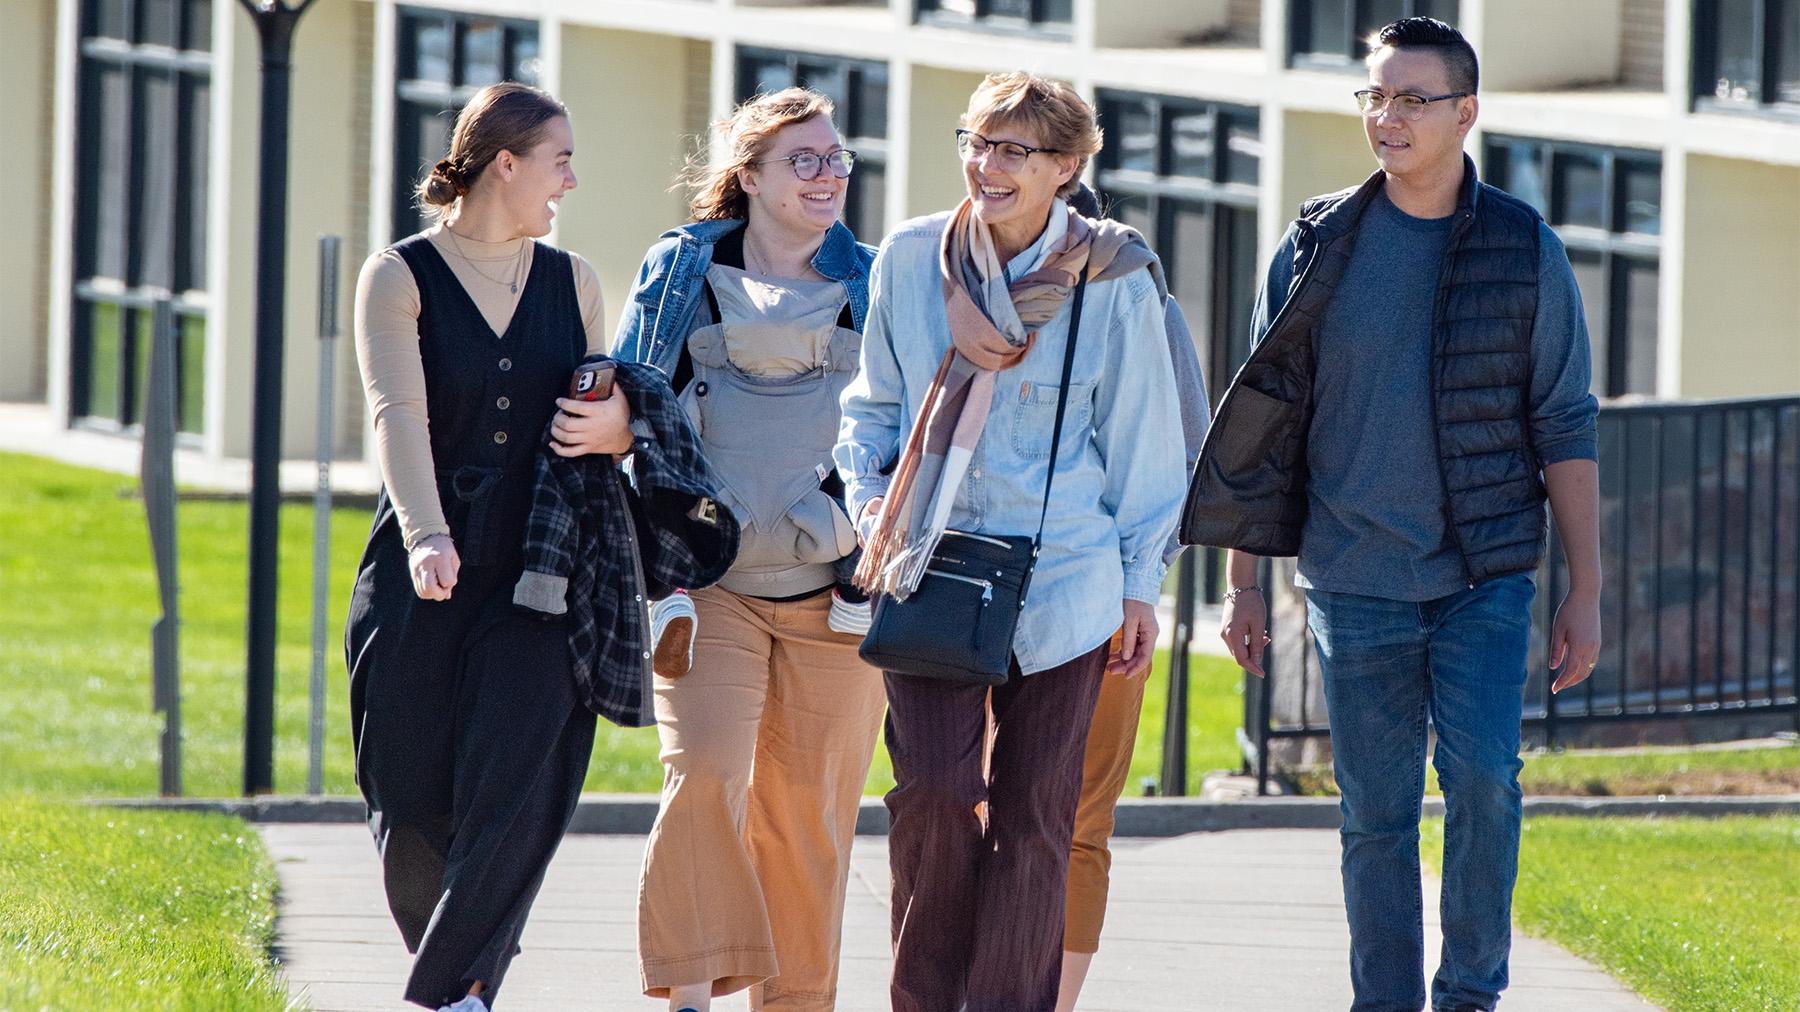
[496,396,510,410]
[493,431,508,444]
[498,357,512,371]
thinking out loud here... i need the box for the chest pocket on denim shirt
[1012,378,1093,458]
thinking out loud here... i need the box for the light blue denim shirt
[835,207,1187,675]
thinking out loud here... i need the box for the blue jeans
[1306,574,1535,1012]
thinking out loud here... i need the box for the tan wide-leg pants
[1062,663,1150,954]
[637,584,885,1009]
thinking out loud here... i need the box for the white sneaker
[438,995,487,1012]
[651,591,697,678]
[827,588,873,636]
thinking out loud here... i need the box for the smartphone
[570,361,616,402]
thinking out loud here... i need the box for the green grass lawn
[1511,741,1800,796]
[0,797,292,1010]
[1292,738,1800,797]
[1423,816,1800,1012]
[0,451,1243,799]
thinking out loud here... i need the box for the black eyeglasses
[954,129,1060,172]
[1353,89,1470,121]
[754,149,856,180]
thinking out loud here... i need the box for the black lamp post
[235,0,316,796]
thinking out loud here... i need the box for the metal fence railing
[1167,395,1800,796]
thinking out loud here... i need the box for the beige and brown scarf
[855,197,1155,599]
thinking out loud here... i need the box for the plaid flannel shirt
[513,359,740,727]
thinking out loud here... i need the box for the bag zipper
[943,530,1013,550]
[925,568,994,604]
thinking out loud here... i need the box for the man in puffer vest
[1184,18,1602,1012]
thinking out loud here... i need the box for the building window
[71,0,212,435]
[1692,0,1800,113]
[915,0,1073,34]
[1289,0,1460,69]
[735,49,890,243]
[392,7,540,241]
[1485,136,1663,398]
[1095,92,1261,407]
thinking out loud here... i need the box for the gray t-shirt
[1250,188,1598,602]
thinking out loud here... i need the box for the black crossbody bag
[858,272,1088,685]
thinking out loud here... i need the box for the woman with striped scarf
[835,72,1188,1012]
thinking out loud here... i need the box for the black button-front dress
[345,235,596,1009]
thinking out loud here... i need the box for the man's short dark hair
[1367,17,1479,95]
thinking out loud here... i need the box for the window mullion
[173,72,192,294]
[1209,107,1225,187]
[451,19,467,88]
[1758,0,1778,103]
[125,64,146,288]
[1210,203,1232,380]
[1605,249,1628,397]
[1600,151,1617,234]
[120,306,139,426]
[1152,101,1168,178]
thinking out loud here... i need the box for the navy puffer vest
[1181,156,1547,585]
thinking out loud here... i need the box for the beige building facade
[3,0,1797,466]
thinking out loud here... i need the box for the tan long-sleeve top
[354,224,606,550]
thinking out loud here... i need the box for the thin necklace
[742,234,770,277]
[743,232,817,281]
[444,223,527,294]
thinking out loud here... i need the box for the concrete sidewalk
[264,825,1657,1012]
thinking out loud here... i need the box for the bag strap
[1032,269,1088,555]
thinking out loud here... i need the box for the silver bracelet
[1223,585,1263,603]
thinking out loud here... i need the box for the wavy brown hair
[416,82,568,223]
[681,87,837,222]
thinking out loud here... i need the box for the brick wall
[1228,0,1262,45]
[1619,0,1664,90]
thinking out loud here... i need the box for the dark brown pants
[882,643,1108,1012]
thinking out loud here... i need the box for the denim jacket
[835,210,1187,675]
[610,217,876,375]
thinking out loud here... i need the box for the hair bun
[432,158,464,187]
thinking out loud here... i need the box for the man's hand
[408,533,460,601]
[1549,588,1602,693]
[1220,587,1269,677]
[1106,598,1158,678]
[551,390,634,457]
[1542,458,1603,694]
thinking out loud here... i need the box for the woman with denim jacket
[611,88,882,1012]
[835,72,1187,1011]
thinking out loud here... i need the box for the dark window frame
[70,0,212,438]
[1691,0,1800,118]
[734,48,891,242]
[1094,91,1261,410]
[1485,134,1664,399]
[390,6,540,241]
[914,0,1074,37]
[1288,0,1461,71]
